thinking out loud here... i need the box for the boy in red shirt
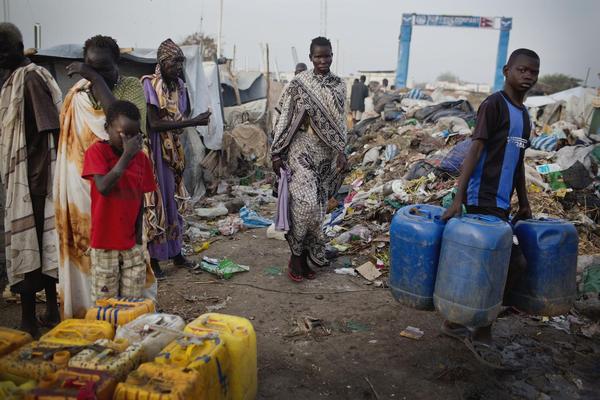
[82,100,156,301]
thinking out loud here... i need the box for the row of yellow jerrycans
[0,310,257,399]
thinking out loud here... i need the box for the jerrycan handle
[409,206,432,219]
[201,316,232,333]
[50,328,84,339]
[469,214,499,223]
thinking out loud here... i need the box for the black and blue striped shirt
[467,91,531,211]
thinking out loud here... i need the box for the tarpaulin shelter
[31,44,224,150]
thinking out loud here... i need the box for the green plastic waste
[547,171,568,191]
[384,198,404,209]
[590,145,600,164]
[582,265,600,294]
[200,257,250,279]
[441,188,466,213]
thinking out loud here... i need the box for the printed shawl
[0,63,62,287]
[271,69,346,156]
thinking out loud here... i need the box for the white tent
[525,86,595,108]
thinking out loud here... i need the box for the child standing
[82,100,156,301]
[441,49,540,361]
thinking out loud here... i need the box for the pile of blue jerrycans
[389,204,578,326]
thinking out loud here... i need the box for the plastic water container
[115,313,186,362]
[0,342,78,383]
[184,313,258,400]
[0,327,32,356]
[67,339,144,382]
[434,214,513,327]
[389,204,446,310]
[0,380,36,400]
[506,218,578,315]
[85,298,155,327]
[26,368,117,400]
[154,336,230,399]
[114,363,205,400]
[40,319,114,346]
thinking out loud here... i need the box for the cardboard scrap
[356,261,383,281]
[400,326,424,340]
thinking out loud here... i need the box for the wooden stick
[364,377,380,400]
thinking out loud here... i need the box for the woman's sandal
[287,261,303,282]
[303,267,316,280]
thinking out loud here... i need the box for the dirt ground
[1,227,599,399]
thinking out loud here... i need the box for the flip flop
[462,338,521,371]
[287,261,303,283]
[303,268,317,280]
[440,322,471,341]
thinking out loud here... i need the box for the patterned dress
[141,72,189,261]
[271,70,346,265]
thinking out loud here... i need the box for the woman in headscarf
[271,36,347,282]
[55,35,157,318]
[142,39,210,277]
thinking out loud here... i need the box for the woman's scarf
[271,69,346,156]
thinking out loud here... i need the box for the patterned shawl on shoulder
[271,70,346,156]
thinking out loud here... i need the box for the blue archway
[395,14,513,92]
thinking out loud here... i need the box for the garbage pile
[180,86,600,297]
[322,87,600,288]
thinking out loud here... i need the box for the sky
[4,0,599,86]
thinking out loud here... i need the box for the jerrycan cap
[403,204,445,225]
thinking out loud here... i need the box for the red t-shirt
[82,141,156,250]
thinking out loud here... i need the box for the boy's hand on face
[121,133,142,159]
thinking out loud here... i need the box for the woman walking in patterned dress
[271,36,347,282]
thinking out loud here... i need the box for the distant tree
[437,72,459,83]
[180,32,218,61]
[535,73,582,94]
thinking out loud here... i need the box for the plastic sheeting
[439,139,472,176]
[32,44,224,150]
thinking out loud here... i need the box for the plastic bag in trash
[439,139,472,176]
[404,160,436,181]
[240,206,272,228]
[332,225,371,244]
[196,203,229,219]
[384,144,399,161]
